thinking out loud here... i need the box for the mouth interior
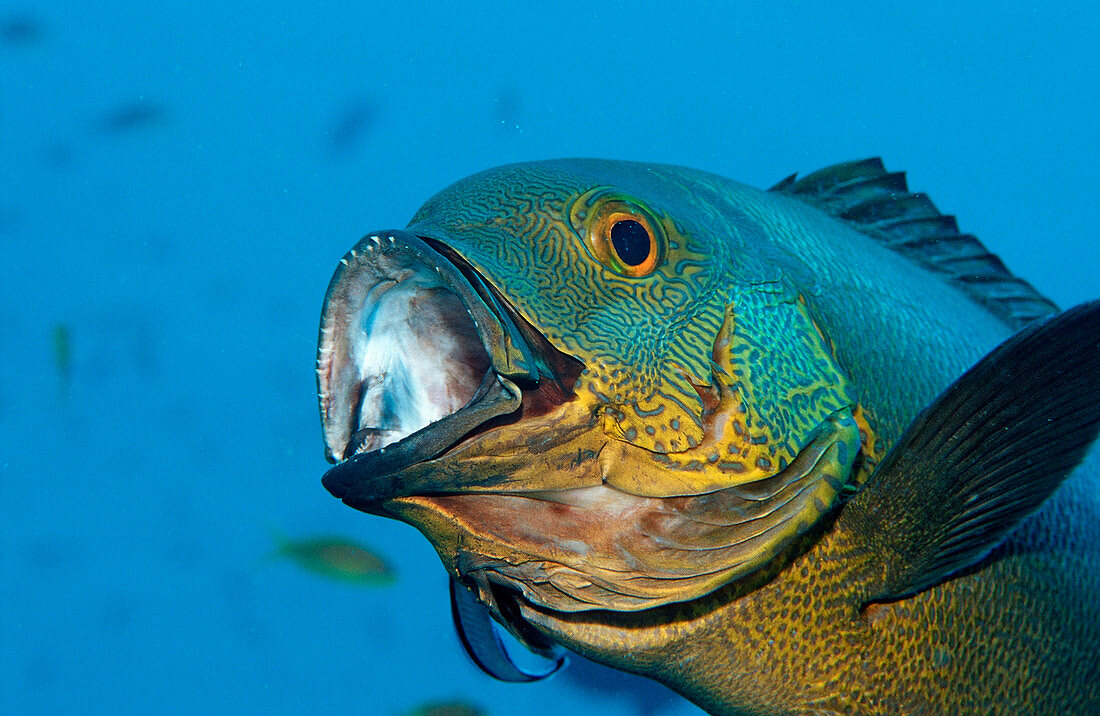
[320,249,493,462]
[345,269,492,459]
[318,234,581,470]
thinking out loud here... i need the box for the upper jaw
[315,229,577,506]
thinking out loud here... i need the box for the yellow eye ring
[569,189,665,277]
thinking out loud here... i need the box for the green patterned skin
[379,159,1098,713]
[409,162,858,478]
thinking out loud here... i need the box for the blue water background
[2,2,1097,714]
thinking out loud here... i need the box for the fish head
[316,159,866,644]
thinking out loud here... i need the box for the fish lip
[316,229,576,505]
[320,371,523,502]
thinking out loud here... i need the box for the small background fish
[51,323,72,398]
[403,700,487,716]
[269,531,396,585]
[0,14,43,46]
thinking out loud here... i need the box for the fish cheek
[586,366,708,454]
[602,290,862,498]
[710,290,858,463]
[550,210,728,456]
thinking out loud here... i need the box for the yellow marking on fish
[851,403,882,488]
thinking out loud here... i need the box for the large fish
[314,159,1100,714]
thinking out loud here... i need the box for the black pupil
[609,219,651,267]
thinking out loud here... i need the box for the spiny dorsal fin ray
[838,301,1100,603]
[769,158,1057,328]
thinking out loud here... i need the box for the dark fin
[448,577,566,683]
[839,301,1100,603]
[769,158,1057,328]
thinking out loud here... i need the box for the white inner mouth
[352,270,489,452]
[320,255,492,461]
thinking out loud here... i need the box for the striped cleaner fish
[314,159,1100,714]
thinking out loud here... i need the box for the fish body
[272,533,395,585]
[315,159,1099,713]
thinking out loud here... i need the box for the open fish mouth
[316,229,580,506]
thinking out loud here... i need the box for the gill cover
[567,189,858,488]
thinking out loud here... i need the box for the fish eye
[569,190,664,277]
[609,218,651,266]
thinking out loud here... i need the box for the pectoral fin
[841,301,1100,603]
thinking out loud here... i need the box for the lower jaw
[382,416,858,614]
[322,372,524,504]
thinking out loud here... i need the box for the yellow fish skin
[315,158,1099,713]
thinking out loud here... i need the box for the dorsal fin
[769,158,1057,328]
